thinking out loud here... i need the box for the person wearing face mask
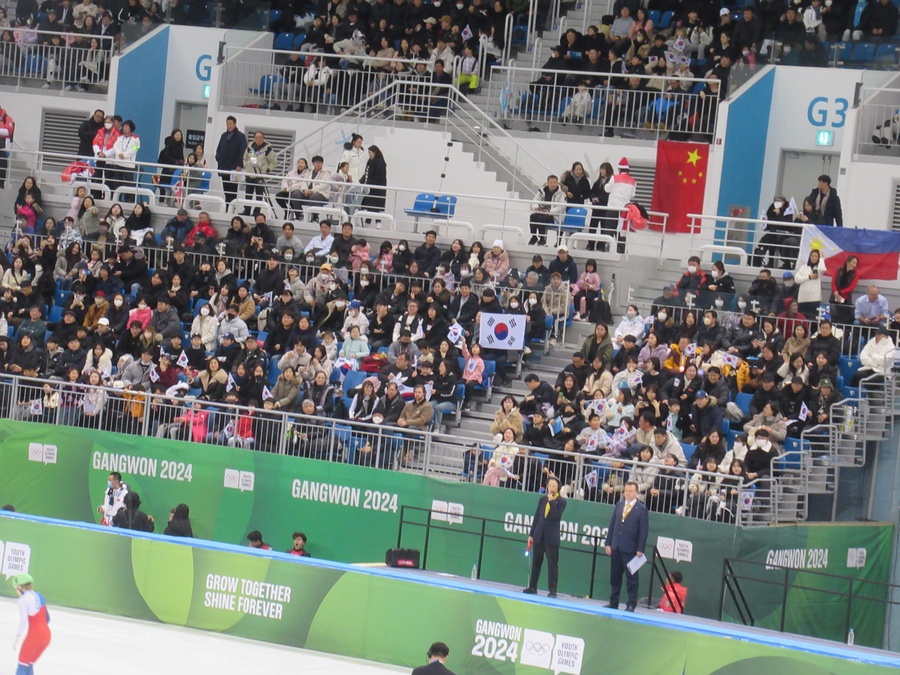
[675,256,711,306]
[614,305,644,348]
[97,471,129,525]
[696,310,725,351]
[706,260,735,309]
[743,428,777,483]
[217,305,249,346]
[751,195,794,268]
[191,301,220,351]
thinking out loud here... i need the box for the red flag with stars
[650,140,710,233]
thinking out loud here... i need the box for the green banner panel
[0,515,897,675]
[0,420,891,646]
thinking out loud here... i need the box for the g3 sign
[808,96,848,128]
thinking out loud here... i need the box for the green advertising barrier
[0,420,892,646]
[0,515,897,675]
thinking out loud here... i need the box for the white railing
[7,147,669,258]
[486,65,720,138]
[220,45,463,112]
[0,27,115,90]
[855,97,900,157]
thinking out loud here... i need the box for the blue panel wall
[716,69,775,220]
[114,26,169,169]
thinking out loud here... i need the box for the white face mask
[774,200,784,209]
[398,244,407,252]
[114,299,123,307]
[306,254,315,263]
[757,439,771,451]
[657,311,666,321]
[784,280,795,288]
[104,122,112,129]
[626,310,636,319]
[460,266,470,276]
[360,279,370,287]
[688,265,697,274]
[715,298,724,308]
[738,300,747,309]
[528,298,537,306]
[510,301,519,309]
[360,267,369,274]
[284,253,293,261]
[329,255,339,264]
[336,300,347,308]
[200,307,210,316]
[329,283,337,291]
[712,270,721,279]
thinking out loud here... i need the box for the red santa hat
[618,157,630,171]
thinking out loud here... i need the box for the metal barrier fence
[684,213,807,271]
[220,46,468,112]
[0,27,114,90]
[486,66,720,139]
[8,134,669,258]
[0,372,775,524]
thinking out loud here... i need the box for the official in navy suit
[605,480,650,611]
[523,477,567,598]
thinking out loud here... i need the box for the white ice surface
[0,597,408,674]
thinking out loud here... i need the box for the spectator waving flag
[461,24,473,40]
[29,398,43,416]
[262,385,273,401]
[720,352,741,368]
[447,323,465,344]
[684,342,697,357]
[226,373,236,392]
[799,224,900,281]
[799,401,810,421]
[480,313,526,350]
[149,366,160,383]
[177,351,190,368]
[584,470,599,488]
[783,196,799,216]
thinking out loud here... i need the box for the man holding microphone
[523,477,567,598]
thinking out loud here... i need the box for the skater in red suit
[12,573,51,675]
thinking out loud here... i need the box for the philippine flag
[799,225,900,281]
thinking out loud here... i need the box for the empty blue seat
[273,32,293,51]
[404,193,438,217]
[847,42,875,64]
[435,195,457,217]
[733,392,753,417]
[874,43,898,65]
[839,356,861,382]
[658,10,674,28]
[561,206,588,230]
[648,9,660,24]
[343,370,368,394]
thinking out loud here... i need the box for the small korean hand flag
[177,350,190,368]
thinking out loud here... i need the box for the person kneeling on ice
[12,573,51,675]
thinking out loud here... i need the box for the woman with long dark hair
[587,161,614,251]
[830,255,858,326]
[360,145,387,212]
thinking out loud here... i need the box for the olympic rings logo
[525,641,552,654]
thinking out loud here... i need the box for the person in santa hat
[604,157,637,254]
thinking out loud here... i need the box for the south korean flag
[479,313,526,350]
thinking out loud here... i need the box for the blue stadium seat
[648,9,660,24]
[404,193,437,217]
[435,195,457,217]
[273,32,294,51]
[343,370,367,394]
[874,43,897,65]
[562,206,588,232]
[733,392,752,417]
[847,42,875,65]
[658,10,674,28]
[839,356,861,382]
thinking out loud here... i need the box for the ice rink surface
[0,598,408,675]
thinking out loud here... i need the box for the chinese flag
[650,140,710,233]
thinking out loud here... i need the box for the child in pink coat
[572,259,602,321]
[460,340,485,411]
[349,238,371,271]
